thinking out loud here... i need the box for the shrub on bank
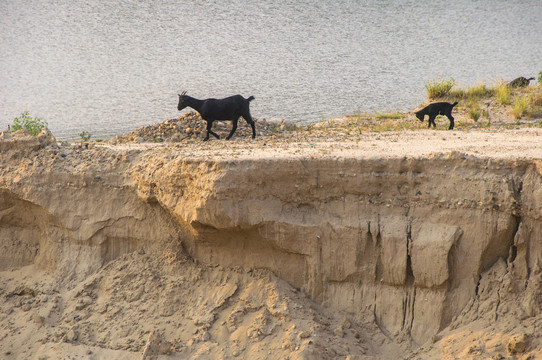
[11,111,48,136]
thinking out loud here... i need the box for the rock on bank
[2,129,542,357]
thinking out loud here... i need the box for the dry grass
[424,79,542,124]
[448,83,494,101]
[495,83,512,105]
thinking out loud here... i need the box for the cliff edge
[2,125,542,359]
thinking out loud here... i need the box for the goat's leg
[428,115,435,128]
[447,115,454,130]
[243,113,256,139]
[204,121,220,141]
[226,118,238,140]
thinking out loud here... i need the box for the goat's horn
[180,90,187,96]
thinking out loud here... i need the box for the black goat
[507,77,535,88]
[415,101,458,130]
[177,91,256,141]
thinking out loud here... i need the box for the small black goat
[415,101,458,130]
[177,91,256,141]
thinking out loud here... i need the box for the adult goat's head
[177,90,188,111]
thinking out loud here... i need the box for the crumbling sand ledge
[1,127,542,359]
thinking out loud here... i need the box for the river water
[1,0,541,140]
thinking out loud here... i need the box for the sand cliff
[1,124,542,359]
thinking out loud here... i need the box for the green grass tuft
[495,83,511,105]
[374,111,404,120]
[469,108,481,122]
[512,97,528,119]
[448,84,494,101]
[425,78,455,99]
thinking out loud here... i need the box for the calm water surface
[1,1,541,139]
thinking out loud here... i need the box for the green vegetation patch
[448,83,494,102]
[426,77,542,123]
[425,78,455,99]
[11,111,48,136]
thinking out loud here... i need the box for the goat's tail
[452,101,458,107]
[247,96,255,102]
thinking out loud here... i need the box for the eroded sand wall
[137,154,539,344]
[2,138,542,345]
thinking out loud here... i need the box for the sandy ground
[105,127,542,163]
[0,251,402,360]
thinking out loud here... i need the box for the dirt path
[103,127,542,161]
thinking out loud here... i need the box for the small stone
[65,329,78,342]
[37,127,56,146]
[21,304,32,312]
[32,314,45,326]
[507,333,528,354]
[75,296,93,310]
[333,327,344,338]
